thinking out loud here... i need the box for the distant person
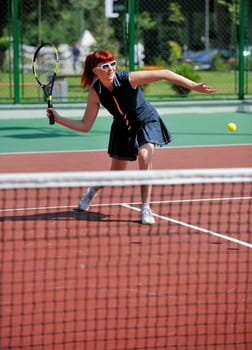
[47,50,215,224]
[72,42,80,72]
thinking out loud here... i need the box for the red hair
[81,50,115,88]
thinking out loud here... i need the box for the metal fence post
[238,0,246,100]
[12,0,20,103]
[128,0,135,71]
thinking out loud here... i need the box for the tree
[0,0,9,36]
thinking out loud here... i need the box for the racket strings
[34,46,58,85]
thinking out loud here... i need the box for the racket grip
[49,114,55,125]
[47,97,55,125]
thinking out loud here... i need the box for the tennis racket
[32,43,59,125]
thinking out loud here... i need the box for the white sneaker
[78,187,96,211]
[141,207,155,225]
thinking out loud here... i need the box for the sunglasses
[96,60,117,71]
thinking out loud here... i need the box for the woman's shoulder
[88,86,100,102]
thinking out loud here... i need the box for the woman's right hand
[46,108,60,122]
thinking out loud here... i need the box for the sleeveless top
[93,70,171,160]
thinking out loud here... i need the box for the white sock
[141,203,150,210]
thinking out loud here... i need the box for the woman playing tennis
[47,50,215,224]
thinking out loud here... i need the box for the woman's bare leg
[110,158,128,171]
[78,158,128,210]
[138,143,155,203]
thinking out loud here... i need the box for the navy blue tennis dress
[93,70,172,161]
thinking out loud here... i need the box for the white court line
[1,143,251,155]
[2,198,251,249]
[121,203,252,249]
[2,196,251,213]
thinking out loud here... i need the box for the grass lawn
[0,70,251,103]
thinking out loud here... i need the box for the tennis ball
[227,122,237,132]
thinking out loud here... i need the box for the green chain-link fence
[0,0,251,104]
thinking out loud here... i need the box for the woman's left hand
[193,82,216,94]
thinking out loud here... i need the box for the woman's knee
[139,143,154,158]
[138,143,155,168]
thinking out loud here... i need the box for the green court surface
[0,112,251,153]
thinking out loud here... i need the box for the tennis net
[0,168,252,350]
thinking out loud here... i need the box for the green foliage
[69,0,97,9]
[168,2,185,24]
[247,58,252,71]
[165,2,186,62]
[19,0,118,52]
[139,11,156,30]
[152,57,167,68]
[168,41,182,66]
[0,37,8,51]
[212,53,229,72]
[0,37,8,71]
[171,63,201,96]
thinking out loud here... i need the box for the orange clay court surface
[0,111,251,350]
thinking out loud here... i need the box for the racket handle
[47,97,55,125]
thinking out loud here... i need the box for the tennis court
[0,109,251,171]
[0,108,252,349]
